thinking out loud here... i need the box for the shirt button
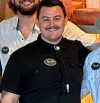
[62,82,65,85]
[71,64,75,68]
[47,69,50,71]
[91,77,93,80]
[22,38,24,40]
[36,70,39,73]
[61,96,62,99]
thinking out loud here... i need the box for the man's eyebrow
[42,16,49,19]
[54,15,62,18]
[42,15,62,19]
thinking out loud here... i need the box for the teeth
[48,29,56,31]
[23,1,31,5]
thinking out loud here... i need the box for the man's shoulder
[12,40,38,56]
[64,38,82,48]
[0,16,18,23]
[84,47,100,66]
[87,47,100,58]
[0,16,18,29]
[84,47,100,72]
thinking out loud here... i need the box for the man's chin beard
[16,3,38,15]
[17,8,37,15]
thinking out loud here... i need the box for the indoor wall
[86,0,100,8]
[0,0,15,22]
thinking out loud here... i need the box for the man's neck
[17,12,37,39]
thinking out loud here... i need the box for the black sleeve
[1,53,24,95]
[78,45,91,66]
[0,60,2,75]
[0,61,2,93]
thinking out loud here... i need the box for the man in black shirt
[0,61,2,76]
[1,0,88,103]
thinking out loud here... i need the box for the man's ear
[11,0,14,4]
[65,17,68,25]
[39,0,43,2]
[36,19,39,27]
[39,0,42,2]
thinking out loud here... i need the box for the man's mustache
[45,26,60,30]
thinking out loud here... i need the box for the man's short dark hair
[37,0,66,19]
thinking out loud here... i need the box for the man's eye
[54,18,60,21]
[43,19,49,22]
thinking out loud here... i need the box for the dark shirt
[0,60,2,93]
[0,60,2,75]
[1,35,88,103]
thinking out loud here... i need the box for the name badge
[2,46,9,54]
[91,62,100,70]
[44,58,56,66]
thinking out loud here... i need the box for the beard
[14,0,39,15]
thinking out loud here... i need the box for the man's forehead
[39,6,63,16]
[40,6,62,12]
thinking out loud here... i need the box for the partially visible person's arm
[0,60,2,76]
[81,62,90,99]
[1,90,20,103]
[63,21,100,51]
[81,47,100,102]
[1,52,23,103]
[87,38,100,51]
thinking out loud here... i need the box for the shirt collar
[11,16,19,29]
[11,16,40,32]
[57,37,68,50]
[37,34,67,50]
[33,24,40,33]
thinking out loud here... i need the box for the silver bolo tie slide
[66,84,69,93]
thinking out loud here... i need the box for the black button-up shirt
[1,34,88,103]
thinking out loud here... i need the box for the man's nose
[50,19,55,26]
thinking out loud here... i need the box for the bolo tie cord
[54,46,69,93]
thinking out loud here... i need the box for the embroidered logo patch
[44,58,56,66]
[91,62,100,70]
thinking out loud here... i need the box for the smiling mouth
[45,26,59,32]
[48,28,57,32]
[19,0,35,5]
